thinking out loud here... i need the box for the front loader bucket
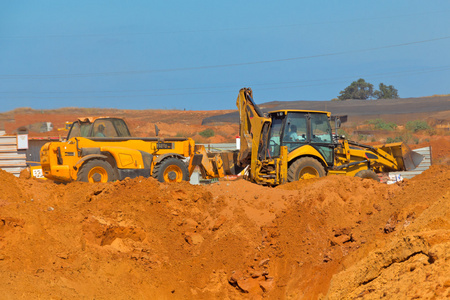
[379,142,424,171]
[401,144,425,171]
[219,150,245,175]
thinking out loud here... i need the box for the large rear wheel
[288,157,325,182]
[152,158,189,183]
[77,159,116,183]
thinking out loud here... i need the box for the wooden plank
[0,135,27,176]
[0,164,27,168]
[0,137,17,145]
[0,145,18,150]
[0,156,26,162]
[0,153,27,158]
[413,146,432,152]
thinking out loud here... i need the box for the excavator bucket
[379,142,424,171]
[401,143,425,171]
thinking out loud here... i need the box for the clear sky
[1,1,449,112]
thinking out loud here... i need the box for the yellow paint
[41,136,195,182]
[269,109,331,117]
[118,153,134,167]
[287,144,328,166]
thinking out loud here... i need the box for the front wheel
[77,159,116,183]
[288,157,326,181]
[152,158,189,183]
[355,170,380,182]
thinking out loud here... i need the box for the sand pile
[0,165,448,299]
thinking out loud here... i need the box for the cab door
[267,114,284,158]
[308,113,335,166]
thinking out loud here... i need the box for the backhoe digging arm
[236,88,270,171]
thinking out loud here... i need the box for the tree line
[333,78,399,101]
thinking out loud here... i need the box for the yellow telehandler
[41,117,197,183]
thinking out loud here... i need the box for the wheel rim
[88,166,109,183]
[299,166,319,179]
[163,165,183,182]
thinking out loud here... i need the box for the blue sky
[1,1,449,111]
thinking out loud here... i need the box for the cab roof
[76,116,111,123]
[268,109,331,116]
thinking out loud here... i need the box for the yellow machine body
[233,88,423,185]
[40,117,195,183]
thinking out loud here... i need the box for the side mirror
[155,124,160,136]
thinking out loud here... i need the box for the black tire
[288,157,326,182]
[355,170,380,182]
[77,159,116,183]
[152,158,189,183]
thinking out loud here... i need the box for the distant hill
[201,95,450,125]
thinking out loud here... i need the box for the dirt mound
[326,165,450,299]
[0,166,449,298]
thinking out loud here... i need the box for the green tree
[374,83,399,99]
[367,119,397,131]
[338,78,374,100]
[405,120,430,132]
[199,128,215,138]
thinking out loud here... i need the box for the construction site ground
[0,101,449,298]
[0,158,447,299]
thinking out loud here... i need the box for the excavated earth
[0,163,448,299]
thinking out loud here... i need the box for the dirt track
[202,95,450,125]
[0,163,448,299]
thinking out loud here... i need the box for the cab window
[92,119,131,138]
[282,112,308,152]
[68,122,81,139]
[112,119,131,137]
[310,113,332,144]
[309,113,334,165]
[67,122,92,139]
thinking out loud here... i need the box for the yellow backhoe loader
[233,87,423,185]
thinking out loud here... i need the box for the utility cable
[0,10,448,39]
[0,35,449,79]
[1,65,449,95]
[2,66,449,99]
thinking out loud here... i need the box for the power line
[1,35,449,80]
[1,66,449,99]
[1,65,449,94]
[256,67,450,92]
[1,10,448,39]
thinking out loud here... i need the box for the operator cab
[67,117,132,139]
[265,110,335,166]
